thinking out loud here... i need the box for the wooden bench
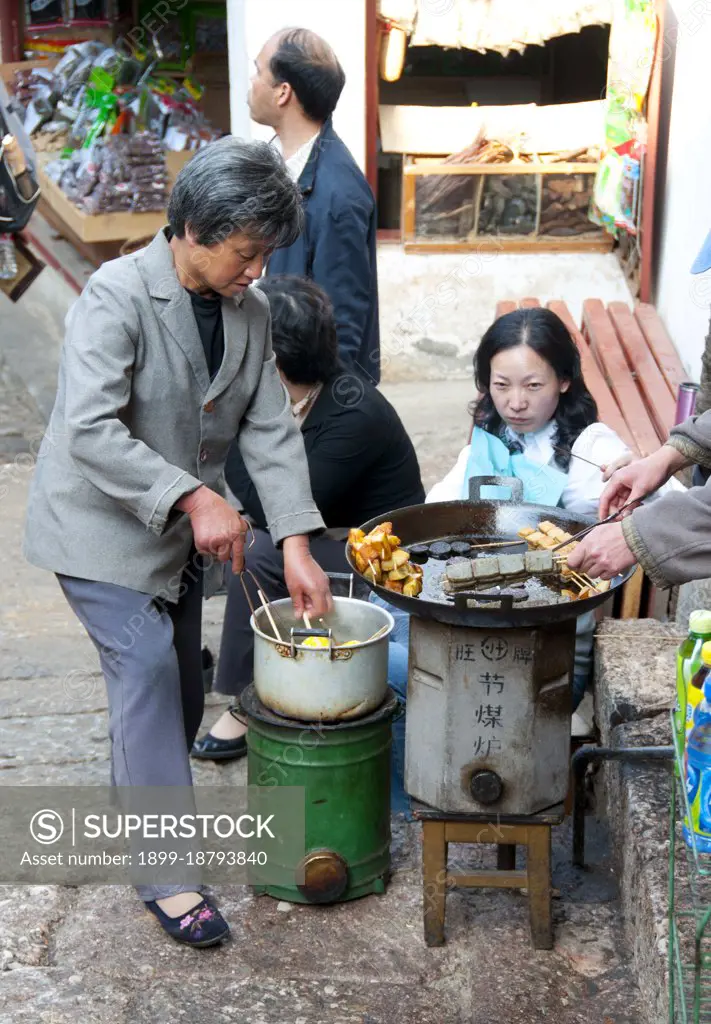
[493,298,688,618]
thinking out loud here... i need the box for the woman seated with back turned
[192,275,425,760]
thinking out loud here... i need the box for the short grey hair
[167,136,303,248]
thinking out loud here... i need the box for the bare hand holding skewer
[567,521,637,581]
[599,444,690,518]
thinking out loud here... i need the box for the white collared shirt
[426,419,684,515]
[275,132,319,183]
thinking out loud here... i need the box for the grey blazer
[24,229,324,600]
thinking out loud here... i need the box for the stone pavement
[0,359,646,1024]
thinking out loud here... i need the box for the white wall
[226,0,367,170]
[655,1,711,376]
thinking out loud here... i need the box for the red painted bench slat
[546,300,637,453]
[582,299,661,457]
[634,302,688,399]
[607,302,676,443]
[495,300,517,318]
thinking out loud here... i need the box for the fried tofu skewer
[518,521,610,598]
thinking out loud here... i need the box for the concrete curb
[594,618,677,1024]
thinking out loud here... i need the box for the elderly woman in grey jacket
[24,138,332,948]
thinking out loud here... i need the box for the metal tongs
[549,497,644,552]
[237,522,289,642]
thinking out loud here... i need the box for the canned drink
[675,382,700,425]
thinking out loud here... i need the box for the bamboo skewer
[470,539,526,550]
[258,589,283,642]
[365,624,390,643]
[595,633,683,639]
[552,443,604,471]
[303,613,312,630]
[567,570,592,591]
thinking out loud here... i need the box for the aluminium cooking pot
[250,596,394,722]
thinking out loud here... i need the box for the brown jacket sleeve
[696,312,711,417]
[667,409,711,468]
[622,409,711,586]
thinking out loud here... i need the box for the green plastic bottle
[677,611,711,743]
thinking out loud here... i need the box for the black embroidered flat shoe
[146,898,230,947]
[191,731,248,761]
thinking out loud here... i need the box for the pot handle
[325,571,354,600]
[468,476,524,504]
[289,627,335,660]
[454,592,515,613]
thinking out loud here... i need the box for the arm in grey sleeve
[696,314,711,417]
[63,277,202,534]
[667,410,711,468]
[236,312,325,546]
[622,478,711,587]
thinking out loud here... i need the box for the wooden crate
[401,161,613,255]
[35,150,191,245]
[37,170,167,244]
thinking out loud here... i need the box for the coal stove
[405,615,575,815]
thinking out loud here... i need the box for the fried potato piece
[368,533,388,558]
[387,535,402,550]
[380,522,393,535]
[403,576,423,598]
[354,550,368,573]
[359,542,380,563]
[363,560,381,584]
[518,526,536,538]
[348,528,365,546]
[383,579,403,593]
[561,589,577,601]
[388,566,409,582]
[391,548,410,568]
[381,559,394,572]
[596,579,611,593]
[538,521,558,534]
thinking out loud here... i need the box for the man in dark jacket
[248,27,380,383]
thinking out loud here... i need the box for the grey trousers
[57,562,204,903]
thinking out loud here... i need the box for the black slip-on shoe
[145,898,230,947]
[191,732,248,762]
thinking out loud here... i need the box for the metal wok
[346,477,635,629]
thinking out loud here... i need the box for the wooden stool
[412,801,565,950]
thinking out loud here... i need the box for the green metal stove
[240,685,397,904]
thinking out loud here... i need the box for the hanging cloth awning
[377,0,613,56]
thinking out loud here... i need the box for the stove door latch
[469,769,504,805]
